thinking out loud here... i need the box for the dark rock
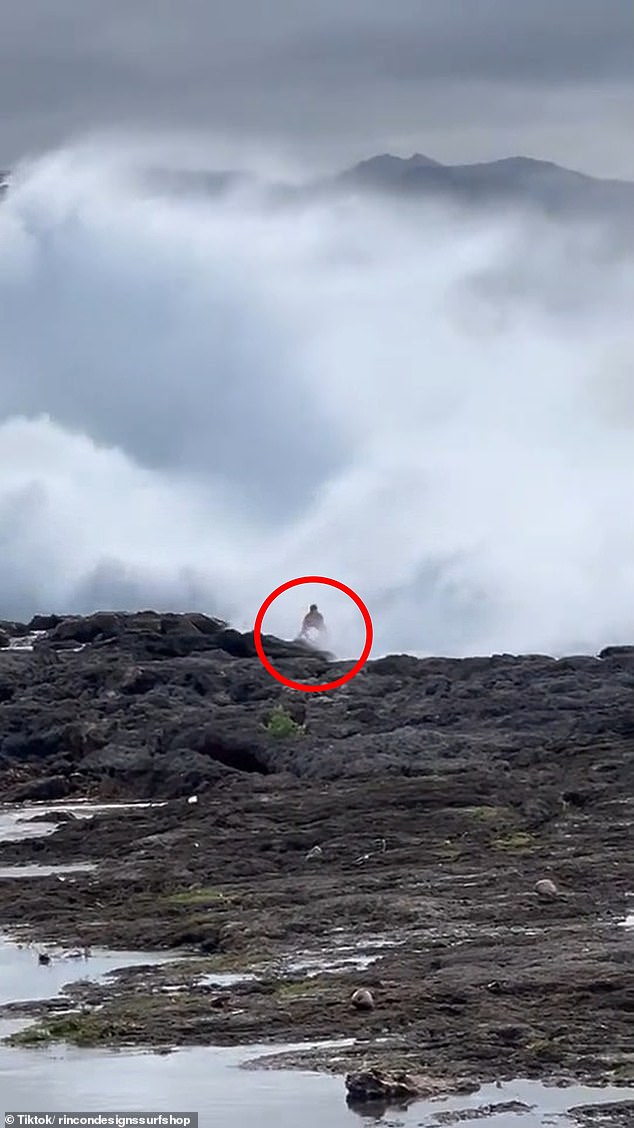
[49,612,121,645]
[80,744,156,776]
[0,630,9,649]
[0,609,630,1094]
[118,665,163,695]
[2,726,72,762]
[568,1101,634,1127]
[215,629,257,658]
[368,654,425,678]
[124,629,217,660]
[0,678,16,704]
[345,1067,452,1105]
[36,639,86,652]
[434,1102,531,1124]
[26,809,78,823]
[27,614,63,631]
[7,774,70,801]
[0,620,29,638]
[0,611,631,800]
[184,613,228,636]
[599,646,634,659]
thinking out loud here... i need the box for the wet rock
[534,878,559,899]
[599,646,634,660]
[0,602,632,1100]
[0,620,29,637]
[345,1067,449,1104]
[80,744,156,776]
[347,988,372,1015]
[48,612,122,644]
[27,614,62,631]
[118,665,164,695]
[185,613,229,636]
[3,724,85,763]
[0,716,632,1085]
[568,1101,634,1126]
[27,808,78,823]
[0,610,631,795]
[6,774,70,801]
[434,1102,532,1123]
[350,987,375,1010]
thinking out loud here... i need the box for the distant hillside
[331,153,634,219]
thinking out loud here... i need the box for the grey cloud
[4,1,630,79]
[0,0,632,175]
[263,1,634,86]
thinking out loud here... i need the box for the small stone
[534,878,559,899]
[350,988,374,1010]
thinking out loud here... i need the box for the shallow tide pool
[0,802,632,1126]
[1,1042,633,1127]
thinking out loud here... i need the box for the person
[299,603,326,642]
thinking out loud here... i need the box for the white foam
[0,143,632,658]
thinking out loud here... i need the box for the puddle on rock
[278,934,403,978]
[198,972,260,988]
[0,803,631,1123]
[5,630,85,654]
[0,937,177,1006]
[0,801,168,843]
[0,1041,347,1126]
[412,1078,634,1127]
[0,1016,36,1039]
[6,630,47,651]
[285,952,378,976]
[0,862,97,878]
[0,1042,632,1127]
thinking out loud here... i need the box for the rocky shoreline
[0,611,633,1112]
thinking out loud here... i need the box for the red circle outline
[253,575,373,693]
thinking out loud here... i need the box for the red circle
[253,575,373,693]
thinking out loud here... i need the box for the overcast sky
[1,0,633,177]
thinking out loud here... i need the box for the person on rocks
[299,604,327,644]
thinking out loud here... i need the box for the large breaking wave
[0,141,632,657]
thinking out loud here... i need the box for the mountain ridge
[325,151,634,220]
[339,151,633,187]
